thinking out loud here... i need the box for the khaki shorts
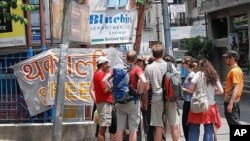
[151,100,180,127]
[97,102,112,127]
[164,100,180,126]
[116,100,141,131]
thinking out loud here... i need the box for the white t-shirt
[191,71,221,105]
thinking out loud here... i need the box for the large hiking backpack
[112,64,137,103]
[162,62,182,101]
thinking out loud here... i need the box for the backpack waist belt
[116,98,132,104]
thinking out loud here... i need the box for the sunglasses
[225,56,231,59]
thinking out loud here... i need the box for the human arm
[102,72,113,92]
[141,81,150,111]
[187,71,200,94]
[227,83,240,113]
[183,72,196,94]
[215,79,224,95]
[89,79,96,104]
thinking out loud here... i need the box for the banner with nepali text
[13,48,123,116]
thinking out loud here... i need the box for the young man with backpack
[144,44,180,141]
[103,50,147,141]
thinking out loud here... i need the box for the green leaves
[21,4,35,11]
[183,36,215,62]
[136,0,144,4]
[0,0,33,25]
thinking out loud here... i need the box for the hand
[142,105,147,111]
[227,103,233,113]
[104,88,110,94]
[182,88,187,92]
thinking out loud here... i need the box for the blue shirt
[183,71,195,101]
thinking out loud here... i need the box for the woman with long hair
[181,56,196,141]
[187,59,224,141]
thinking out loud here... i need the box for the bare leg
[115,130,123,141]
[170,124,180,141]
[154,126,163,141]
[129,130,137,141]
[98,126,107,141]
[110,133,116,141]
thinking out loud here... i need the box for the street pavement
[165,94,250,141]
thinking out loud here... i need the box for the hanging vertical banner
[69,1,90,43]
[52,0,64,39]
[52,0,90,43]
[13,48,124,116]
[89,0,137,44]
[0,0,26,47]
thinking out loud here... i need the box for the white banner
[90,10,137,44]
[170,4,186,13]
[13,48,124,116]
[89,0,137,45]
[170,25,206,40]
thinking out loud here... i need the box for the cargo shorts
[97,102,112,127]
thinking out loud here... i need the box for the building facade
[198,0,250,80]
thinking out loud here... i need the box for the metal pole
[52,0,71,140]
[49,0,54,47]
[161,0,173,56]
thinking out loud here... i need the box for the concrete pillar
[206,14,213,39]
[248,10,250,64]
[227,15,233,33]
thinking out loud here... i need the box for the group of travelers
[89,43,244,141]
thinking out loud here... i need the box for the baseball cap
[96,56,110,65]
[222,50,240,59]
[136,55,144,61]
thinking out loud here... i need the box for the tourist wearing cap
[223,50,244,126]
[93,56,116,141]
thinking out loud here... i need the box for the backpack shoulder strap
[167,62,173,73]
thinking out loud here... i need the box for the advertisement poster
[0,0,26,47]
[228,33,239,51]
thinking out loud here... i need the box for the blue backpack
[112,64,137,103]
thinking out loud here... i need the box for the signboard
[89,0,137,45]
[170,4,186,13]
[0,0,26,47]
[170,25,206,40]
[52,0,90,43]
[90,10,137,44]
[69,1,90,43]
[13,48,123,116]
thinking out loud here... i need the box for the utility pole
[134,3,146,54]
[156,3,160,41]
[52,0,71,140]
[39,0,46,47]
[161,0,173,56]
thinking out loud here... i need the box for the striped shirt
[145,59,177,102]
